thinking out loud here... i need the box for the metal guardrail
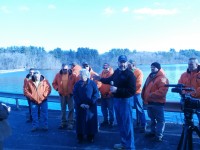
[0,92,59,110]
[0,91,182,112]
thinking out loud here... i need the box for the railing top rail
[0,91,182,112]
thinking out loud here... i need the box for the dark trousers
[77,134,94,140]
[27,98,32,120]
[101,97,114,123]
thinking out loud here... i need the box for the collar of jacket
[149,71,158,78]
[31,75,44,82]
[187,65,200,73]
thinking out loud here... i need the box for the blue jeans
[101,97,114,123]
[0,141,3,150]
[133,94,146,127]
[27,97,40,120]
[26,97,32,120]
[114,97,135,149]
[147,105,165,138]
[196,109,200,129]
[31,100,48,128]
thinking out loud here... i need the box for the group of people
[22,55,200,150]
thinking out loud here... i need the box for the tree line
[0,46,200,70]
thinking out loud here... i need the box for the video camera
[166,84,200,149]
[165,84,200,110]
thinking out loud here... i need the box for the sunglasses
[34,72,40,75]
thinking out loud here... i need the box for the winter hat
[82,62,89,66]
[69,62,77,66]
[151,62,161,70]
[128,59,136,65]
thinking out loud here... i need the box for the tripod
[177,108,200,150]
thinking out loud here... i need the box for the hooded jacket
[178,66,200,98]
[24,75,51,104]
[52,69,77,96]
[131,68,143,94]
[88,67,102,89]
[99,67,114,98]
[23,74,32,93]
[141,69,169,105]
[72,65,82,82]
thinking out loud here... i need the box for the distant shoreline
[0,68,25,74]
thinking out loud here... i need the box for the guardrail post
[15,98,20,110]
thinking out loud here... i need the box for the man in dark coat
[94,55,136,149]
[73,69,99,143]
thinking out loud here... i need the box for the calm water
[1,64,199,124]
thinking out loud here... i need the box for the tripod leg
[177,129,184,150]
[193,126,200,137]
[136,109,140,126]
[183,126,189,150]
[187,126,200,150]
[177,125,189,150]
[177,125,188,150]
[187,128,193,150]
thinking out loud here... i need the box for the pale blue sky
[0,0,200,54]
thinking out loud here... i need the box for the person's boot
[139,125,146,133]
[100,120,109,127]
[77,134,83,144]
[108,121,114,128]
[87,134,94,143]
[26,116,32,123]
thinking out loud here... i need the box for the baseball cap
[118,55,127,63]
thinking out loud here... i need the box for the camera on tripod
[165,84,200,110]
[166,84,200,150]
